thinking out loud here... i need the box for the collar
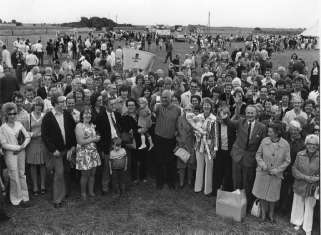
[52,108,63,116]
[248,120,255,126]
[25,99,31,104]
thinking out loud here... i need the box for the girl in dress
[137,97,153,150]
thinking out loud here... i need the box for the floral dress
[76,123,101,170]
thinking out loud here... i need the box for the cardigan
[41,110,76,153]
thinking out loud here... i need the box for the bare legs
[80,167,96,197]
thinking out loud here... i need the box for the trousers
[51,152,70,204]
[102,151,111,192]
[195,151,213,195]
[212,149,233,194]
[290,193,316,233]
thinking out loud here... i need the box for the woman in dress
[193,98,218,195]
[26,97,50,195]
[176,104,196,189]
[290,134,319,235]
[283,96,308,129]
[252,121,291,223]
[121,98,148,185]
[75,106,101,198]
[0,103,31,206]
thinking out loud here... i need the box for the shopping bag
[251,199,261,217]
[216,189,247,222]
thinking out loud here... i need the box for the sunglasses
[269,93,276,95]
[191,85,198,89]
[8,112,17,116]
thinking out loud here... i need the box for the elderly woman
[252,121,291,223]
[0,103,31,206]
[121,98,148,185]
[26,97,50,195]
[192,98,218,195]
[176,104,196,189]
[291,134,319,235]
[283,96,308,130]
[279,120,306,215]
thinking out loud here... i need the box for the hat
[277,67,285,72]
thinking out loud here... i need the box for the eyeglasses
[306,143,318,147]
[57,100,66,103]
[8,112,17,116]
[191,85,198,89]
[269,93,276,95]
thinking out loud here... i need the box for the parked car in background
[175,34,186,42]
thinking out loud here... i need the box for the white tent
[301,20,319,49]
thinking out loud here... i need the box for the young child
[109,138,127,197]
[138,97,154,150]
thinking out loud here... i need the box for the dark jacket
[217,121,236,153]
[41,110,77,153]
[52,73,64,83]
[96,110,122,153]
[37,87,47,100]
[0,75,20,104]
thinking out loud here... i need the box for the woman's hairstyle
[1,102,17,122]
[119,85,129,93]
[172,92,181,104]
[164,77,173,87]
[289,120,302,131]
[275,80,285,88]
[126,97,139,108]
[190,95,201,104]
[263,97,276,107]
[138,97,148,105]
[45,67,52,74]
[73,87,84,101]
[31,96,45,112]
[303,99,316,110]
[79,106,92,123]
[200,97,214,112]
[90,91,102,108]
[194,104,202,113]
[254,76,262,87]
[268,121,284,138]
[11,91,24,102]
[141,86,153,98]
[24,84,36,95]
[135,74,144,85]
[291,53,298,59]
[305,134,319,146]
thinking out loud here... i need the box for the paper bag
[216,189,247,222]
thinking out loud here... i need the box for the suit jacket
[223,117,266,167]
[37,87,47,100]
[96,110,122,154]
[217,121,236,153]
[0,75,20,104]
[52,73,64,83]
[41,110,77,153]
[220,93,234,106]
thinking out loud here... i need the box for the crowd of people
[0,30,320,235]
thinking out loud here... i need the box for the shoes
[102,191,109,196]
[269,218,276,224]
[40,189,47,195]
[179,185,184,190]
[20,201,31,208]
[142,179,148,186]
[89,193,96,198]
[33,191,39,196]
[168,183,176,190]
[149,144,154,151]
[53,203,61,209]
[138,144,146,150]
[133,180,138,185]
[294,226,300,231]
[259,217,266,224]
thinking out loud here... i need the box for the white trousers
[5,150,29,205]
[194,151,213,195]
[290,193,316,233]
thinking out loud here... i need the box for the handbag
[121,132,134,144]
[173,146,190,163]
[17,130,25,145]
[314,186,320,200]
[306,183,317,197]
[251,199,261,218]
[126,139,136,150]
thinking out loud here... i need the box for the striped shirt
[155,104,181,139]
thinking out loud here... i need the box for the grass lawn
[0,32,320,233]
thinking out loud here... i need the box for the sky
[1,0,320,29]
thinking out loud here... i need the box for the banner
[123,48,156,74]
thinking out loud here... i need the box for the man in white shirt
[25,50,39,72]
[183,54,192,68]
[67,40,73,58]
[110,48,116,67]
[181,78,201,107]
[200,65,213,84]
[34,40,43,66]
[85,39,91,49]
[260,47,268,61]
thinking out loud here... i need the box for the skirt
[252,170,282,202]
[26,138,50,165]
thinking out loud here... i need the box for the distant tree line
[60,17,133,30]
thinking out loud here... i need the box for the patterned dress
[252,137,291,202]
[76,123,101,170]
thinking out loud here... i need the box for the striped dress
[252,137,291,202]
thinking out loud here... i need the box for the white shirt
[111,51,116,66]
[85,40,91,49]
[52,109,66,144]
[107,111,118,139]
[34,43,43,52]
[220,123,228,150]
[261,78,276,86]
[25,53,39,66]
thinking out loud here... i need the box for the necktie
[110,113,120,137]
[246,122,252,148]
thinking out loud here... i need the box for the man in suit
[52,65,64,83]
[212,107,237,195]
[0,66,20,106]
[220,82,234,107]
[96,97,122,195]
[37,74,52,100]
[202,75,215,98]
[221,100,266,210]
[41,91,76,208]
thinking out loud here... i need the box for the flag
[123,48,156,74]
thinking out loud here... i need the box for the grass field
[0,32,320,234]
